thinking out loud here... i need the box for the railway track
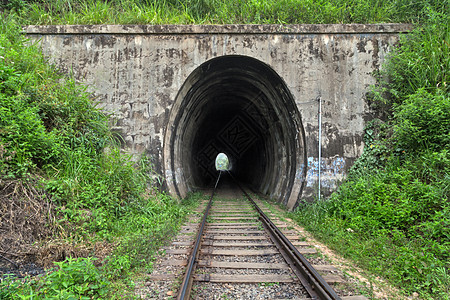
[145,173,368,299]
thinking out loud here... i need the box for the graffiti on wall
[306,156,346,189]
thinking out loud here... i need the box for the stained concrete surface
[25,24,411,209]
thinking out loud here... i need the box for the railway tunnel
[25,24,410,208]
[164,55,307,206]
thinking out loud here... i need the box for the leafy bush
[330,160,449,238]
[39,257,109,299]
[294,160,449,298]
[0,257,109,299]
[346,119,393,178]
[0,19,109,179]
[0,16,154,218]
[394,89,450,153]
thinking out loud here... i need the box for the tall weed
[4,0,449,25]
[372,11,449,109]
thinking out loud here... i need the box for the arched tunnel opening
[164,55,307,207]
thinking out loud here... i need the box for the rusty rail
[177,172,221,300]
[178,171,340,300]
[229,172,341,300]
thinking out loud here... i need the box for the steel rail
[177,172,221,300]
[229,172,341,300]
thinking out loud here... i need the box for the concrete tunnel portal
[164,55,307,207]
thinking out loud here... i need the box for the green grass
[292,196,449,299]
[2,0,448,25]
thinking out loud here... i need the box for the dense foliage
[1,17,145,228]
[294,10,449,299]
[0,17,197,298]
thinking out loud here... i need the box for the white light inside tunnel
[215,153,231,171]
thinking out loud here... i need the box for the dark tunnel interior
[167,55,306,205]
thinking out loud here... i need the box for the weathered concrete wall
[26,24,410,209]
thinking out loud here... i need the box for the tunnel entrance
[164,55,307,208]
